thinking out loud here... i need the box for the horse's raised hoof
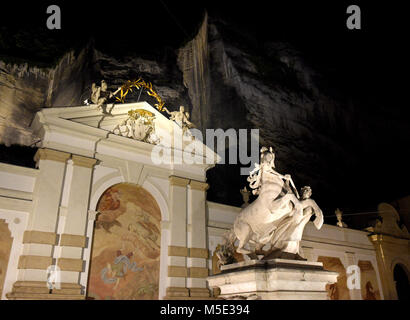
[237,248,251,255]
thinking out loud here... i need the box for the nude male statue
[90,80,121,111]
[162,105,195,135]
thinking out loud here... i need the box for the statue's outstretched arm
[162,107,171,115]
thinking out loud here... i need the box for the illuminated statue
[162,106,195,135]
[90,80,121,110]
[111,109,160,144]
[216,147,324,264]
[335,208,348,228]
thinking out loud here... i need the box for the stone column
[187,180,210,298]
[56,155,97,290]
[369,234,397,300]
[166,176,190,298]
[7,148,71,299]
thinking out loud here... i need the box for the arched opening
[394,264,410,300]
[86,183,161,300]
[317,256,351,300]
[358,260,381,300]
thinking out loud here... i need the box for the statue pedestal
[207,259,338,300]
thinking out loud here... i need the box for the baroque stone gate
[1,102,217,299]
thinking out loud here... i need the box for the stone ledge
[57,258,84,272]
[207,258,339,300]
[23,230,57,245]
[220,258,324,272]
[164,296,216,300]
[189,180,209,191]
[168,245,188,257]
[166,286,189,297]
[169,176,190,187]
[189,247,209,259]
[34,148,71,164]
[189,287,210,297]
[189,267,209,278]
[6,292,85,300]
[18,255,53,270]
[71,155,97,168]
[8,281,82,295]
[168,266,188,277]
[59,234,87,248]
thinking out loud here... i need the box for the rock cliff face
[0,44,191,146]
[0,13,409,220]
[177,15,364,210]
[0,46,94,145]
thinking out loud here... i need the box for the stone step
[6,292,85,300]
[8,281,83,297]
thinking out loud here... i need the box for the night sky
[1,1,409,226]
[2,0,407,105]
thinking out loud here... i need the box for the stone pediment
[373,203,410,239]
[30,102,220,171]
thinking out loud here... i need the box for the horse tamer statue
[216,147,324,266]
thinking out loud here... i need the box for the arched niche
[317,256,351,300]
[393,263,410,300]
[358,260,381,300]
[86,183,162,300]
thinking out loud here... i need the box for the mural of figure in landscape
[87,184,161,300]
[0,220,13,297]
[358,260,381,300]
[317,256,351,300]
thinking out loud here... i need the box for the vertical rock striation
[177,12,210,131]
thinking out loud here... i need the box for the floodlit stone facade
[0,103,408,300]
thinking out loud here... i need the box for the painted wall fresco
[87,184,161,300]
[317,256,351,300]
[0,220,13,297]
[358,260,381,300]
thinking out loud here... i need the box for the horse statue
[216,147,324,265]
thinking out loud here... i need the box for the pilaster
[187,180,210,296]
[167,176,189,296]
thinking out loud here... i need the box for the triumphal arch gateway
[0,102,409,300]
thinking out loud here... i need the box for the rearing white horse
[232,149,296,254]
[228,147,323,257]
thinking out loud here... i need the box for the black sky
[1,1,407,102]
